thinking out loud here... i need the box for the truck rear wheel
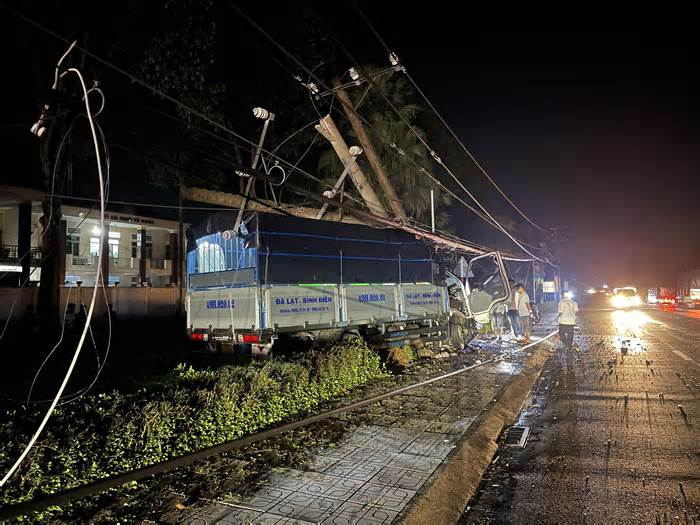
[205,341,221,354]
[341,331,362,343]
[450,320,466,350]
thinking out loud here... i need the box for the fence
[0,286,180,322]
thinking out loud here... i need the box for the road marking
[672,349,692,362]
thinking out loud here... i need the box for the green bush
[0,339,385,513]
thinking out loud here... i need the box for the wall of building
[0,207,20,246]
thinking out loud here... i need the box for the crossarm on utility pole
[315,115,388,218]
[316,160,354,219]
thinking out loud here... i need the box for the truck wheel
[341,331,362,343]
[205,341,221,354]
[450,321,466,350]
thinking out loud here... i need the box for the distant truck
[679,289,700,309]
[647,287,677,306]
[185,212,511,355]
[646,288,657,304]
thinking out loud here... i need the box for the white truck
[185,213,510,355]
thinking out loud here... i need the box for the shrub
[0,339,386,514]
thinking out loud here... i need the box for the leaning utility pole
[315,115,388,218]
[333,80,407,221]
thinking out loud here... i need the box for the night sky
[1,4,697,289]
[358,13,699,288]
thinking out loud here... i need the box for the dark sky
[353,11,699,288]
[1,4,697,288]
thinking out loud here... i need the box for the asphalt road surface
[463,306,699,525]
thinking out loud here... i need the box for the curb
[400,346,552,525]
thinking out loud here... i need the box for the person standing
[506,279,522,340]
[517,284,533,344]
[492,301,507,341]
[558,291,579,350]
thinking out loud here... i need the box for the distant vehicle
[611,287,641,309]
[647,287,677,306]
[647,288,657,304]
[679,289,700,309]
[658,287,677,306]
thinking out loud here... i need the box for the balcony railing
[111,257,135,269]
[71,255,92,266]
[0,245,42,265]
[150,258,168,270]
[66,256,171,272]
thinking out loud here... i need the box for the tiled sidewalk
[184,319,557,524]
[186,421,474,524]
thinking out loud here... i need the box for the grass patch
[0,339,386,519]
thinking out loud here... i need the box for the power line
[0,3,396,223]
[353,1,550,233]
[0,65,108,488]
[227,2,552,263]
[4,3,505,259]
[4,3,504,258]
[313,18,554,264]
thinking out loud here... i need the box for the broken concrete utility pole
[182,186,362,224]
[333,80,407,221]
[315,115,388,218]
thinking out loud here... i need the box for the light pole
[233,107,275,235]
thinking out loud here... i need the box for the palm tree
[318,66,451,228]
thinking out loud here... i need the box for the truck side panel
[342,284,399,324]
[400,283,446,319]
[188,287,259,330]
[264,285,339,328]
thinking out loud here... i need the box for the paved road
[463,307,699,524]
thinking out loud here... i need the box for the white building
[1,185,186,320]
[1,185,183,288]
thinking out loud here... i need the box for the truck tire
[450,322,466,350]
[205,341,221,354]
[341,331,362,343]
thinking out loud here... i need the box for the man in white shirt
[506,279,522,339]
[492,301,507,341]
[517,284,533,343]
[558,291,579,350]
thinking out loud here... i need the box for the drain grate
[504,426,531,447]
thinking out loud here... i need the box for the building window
[108,231,120,259]
[89,237,100,257]
[131,233,152,258]
[66,230,80,256]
